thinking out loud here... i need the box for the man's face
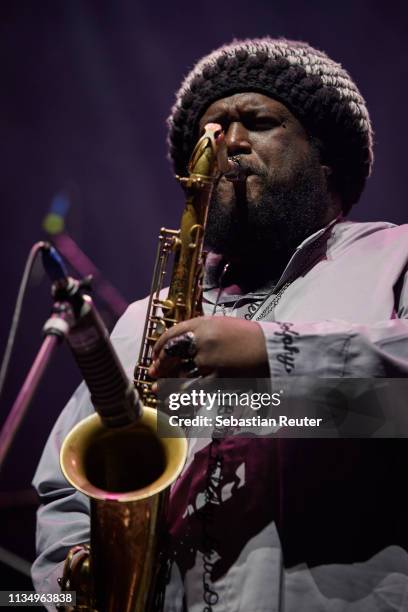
[198,92,334,262]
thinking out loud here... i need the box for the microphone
[41,242,69,282]
[41,243,141,428]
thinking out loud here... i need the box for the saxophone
[59,123,225,611]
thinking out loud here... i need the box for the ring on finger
[163,331,197,359]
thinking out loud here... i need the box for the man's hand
[148,316,270,379]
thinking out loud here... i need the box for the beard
[204,146,332,266]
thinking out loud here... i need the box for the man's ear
[322,164,337,194]
[322,164,333,179]
[322,165,343,215]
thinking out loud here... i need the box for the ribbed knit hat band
[167,38,373,211]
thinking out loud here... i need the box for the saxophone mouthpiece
[224,156,247,182]
[205,122,223,139]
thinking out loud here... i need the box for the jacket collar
[203,216,341,297]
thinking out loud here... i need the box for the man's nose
[225,122,251,156]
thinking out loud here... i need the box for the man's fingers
[149,354,180,378]
[152,320,191,358]
[152,317,203,358]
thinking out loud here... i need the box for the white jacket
[32,220,408,611]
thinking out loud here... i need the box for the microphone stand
[0,300,74,474]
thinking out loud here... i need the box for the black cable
[0,241,50,401]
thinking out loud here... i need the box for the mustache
[222,158,268,180]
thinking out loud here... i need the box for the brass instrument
[134,122,226,408]
[59,123,225,611]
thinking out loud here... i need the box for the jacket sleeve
[259,318,408,379]
[31,382,93,598]
[31,298,148,597]
[259,269,408,380]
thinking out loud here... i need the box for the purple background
[0,0,407,589]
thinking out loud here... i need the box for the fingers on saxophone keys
[148,356,163,378]
[152,329,173,360]
[148,361,158,378]
[151,379,167,396]
[152,320,191,359]
[148,354,178,379]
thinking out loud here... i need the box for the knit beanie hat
[167,38,373,212]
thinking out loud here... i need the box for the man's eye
[250,117,282,130]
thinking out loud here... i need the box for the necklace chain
[212,229,329,321]
[251,281,291,321]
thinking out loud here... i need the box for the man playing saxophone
[33,38,408,611]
